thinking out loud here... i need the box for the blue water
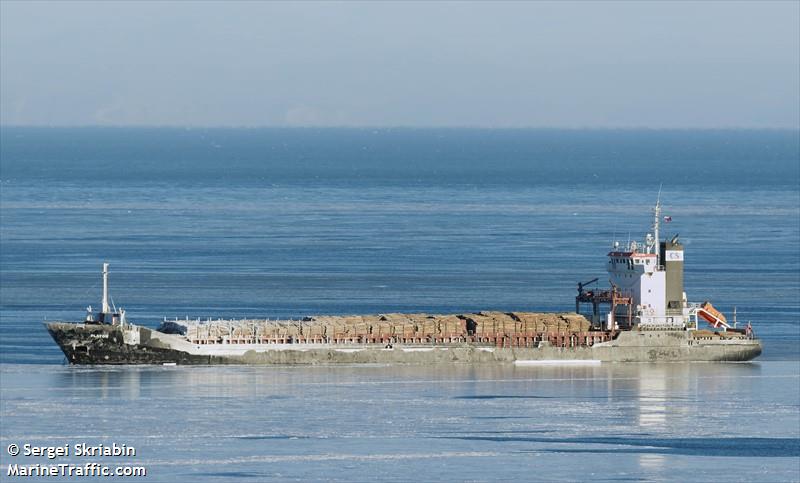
[1,127,798,481]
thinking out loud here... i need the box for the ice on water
[1,362,798,482]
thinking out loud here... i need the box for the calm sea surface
[1,128,798,481]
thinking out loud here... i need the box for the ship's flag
[664,216,672,223]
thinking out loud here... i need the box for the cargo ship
[46,199,762,364]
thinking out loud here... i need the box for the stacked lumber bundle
[186,323,231,342]
[506,312,591,334]
[183,311,592,344]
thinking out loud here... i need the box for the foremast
[86,262,127,327]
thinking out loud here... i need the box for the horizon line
[1,124,799,131]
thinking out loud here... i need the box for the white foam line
[515,360,601,366]
[144,451,501,466]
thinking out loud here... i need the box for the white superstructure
[608,249,667,321]
[603,195,729,331]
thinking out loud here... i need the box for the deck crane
[577,278,599,296]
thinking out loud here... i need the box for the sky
[1,1,798,128]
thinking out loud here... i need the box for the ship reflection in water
[1,362,796,482]
[636,367,670,474]
[635,366,687,475]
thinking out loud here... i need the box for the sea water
[1,128,798,481]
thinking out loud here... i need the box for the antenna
[653,185,662,266]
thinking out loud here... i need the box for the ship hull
[46,322,762,365]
